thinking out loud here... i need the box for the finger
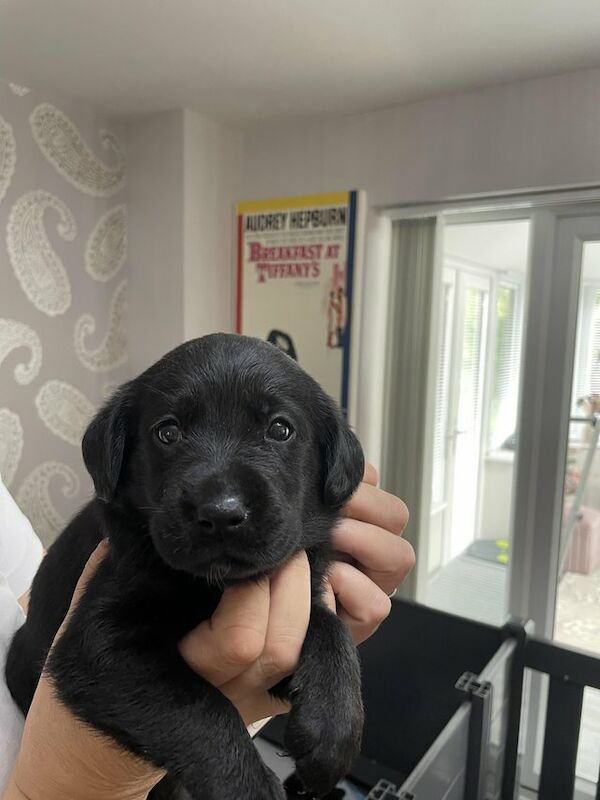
[323,579,336,613]
[343,482,409,535]
[332,518,415,593]
[260,551,310,677]
[221,552,311,701]
[178,578,270,687]
[329,561,392,644]
[363,462,378,486]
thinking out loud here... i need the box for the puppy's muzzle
[181,474,251,536]
[196,492,249,534]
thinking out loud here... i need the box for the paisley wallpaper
[0,80,130,545]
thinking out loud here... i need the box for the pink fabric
[564,506,600,574]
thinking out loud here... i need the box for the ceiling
[2,0,600,126]
[444,223,600,280]
[583,242,600,282]
[445,221,530,274]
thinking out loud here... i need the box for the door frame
[397,198,600,627]
[427,266,456,574]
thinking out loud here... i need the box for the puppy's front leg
[278,603,363,797]
[48,616,285,800]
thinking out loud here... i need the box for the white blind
[459,287,485,431]
[589,291,600,393]
[449,284,488,556]
[489,284,522,451]
[571,285,600,418]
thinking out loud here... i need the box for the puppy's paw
[284,695,363,797]
[190,761,284,800]
[253,765,287,800]
[233,764,285,800]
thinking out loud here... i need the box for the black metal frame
[503,635,600,800]
[456,673,493,800]
[258,600,600,800]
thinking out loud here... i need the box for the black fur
[6,334,365,800]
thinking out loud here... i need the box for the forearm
[4,676,161,800]
[3,756,155,800]
[3,781,149,800]
[3,768,152,800]
[2,775,28,800]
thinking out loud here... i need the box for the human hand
[177,467,413,721]
[5,541,165,800]
[178,551,311,726]
[326,463,414,644]
[5,548,312,800]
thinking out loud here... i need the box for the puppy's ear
[319,396,365,508]
[82,382,134,502]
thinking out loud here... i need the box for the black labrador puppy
[6,334,365,800]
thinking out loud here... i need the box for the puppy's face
[82,334,363,581]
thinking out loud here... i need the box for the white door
[428,268,455,572]
[445,272,491,562]
[428,269,491,569]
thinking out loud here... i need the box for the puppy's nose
[196,494,248,533]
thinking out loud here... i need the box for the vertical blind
[381,217,437,600]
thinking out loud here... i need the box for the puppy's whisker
[207,562,230,589]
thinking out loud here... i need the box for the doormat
[466,538,509,565]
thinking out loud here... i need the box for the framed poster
[236,191,365,419]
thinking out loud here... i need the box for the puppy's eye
[266,418,294,442]
[155,420,182,445]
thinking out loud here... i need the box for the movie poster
[236,191,364,417]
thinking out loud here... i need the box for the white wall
[0,80,131,543]
[242,67,600,206]
[127,110,185,374]
[183,110,242,340]
[127,110,242,373]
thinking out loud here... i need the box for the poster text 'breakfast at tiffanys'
[236,191,363,414]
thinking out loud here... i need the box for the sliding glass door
[552,221,600,788]
[424,219,530,625]
[403,201,600,795]
[447,272,490,560]
[510,212,600,795]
